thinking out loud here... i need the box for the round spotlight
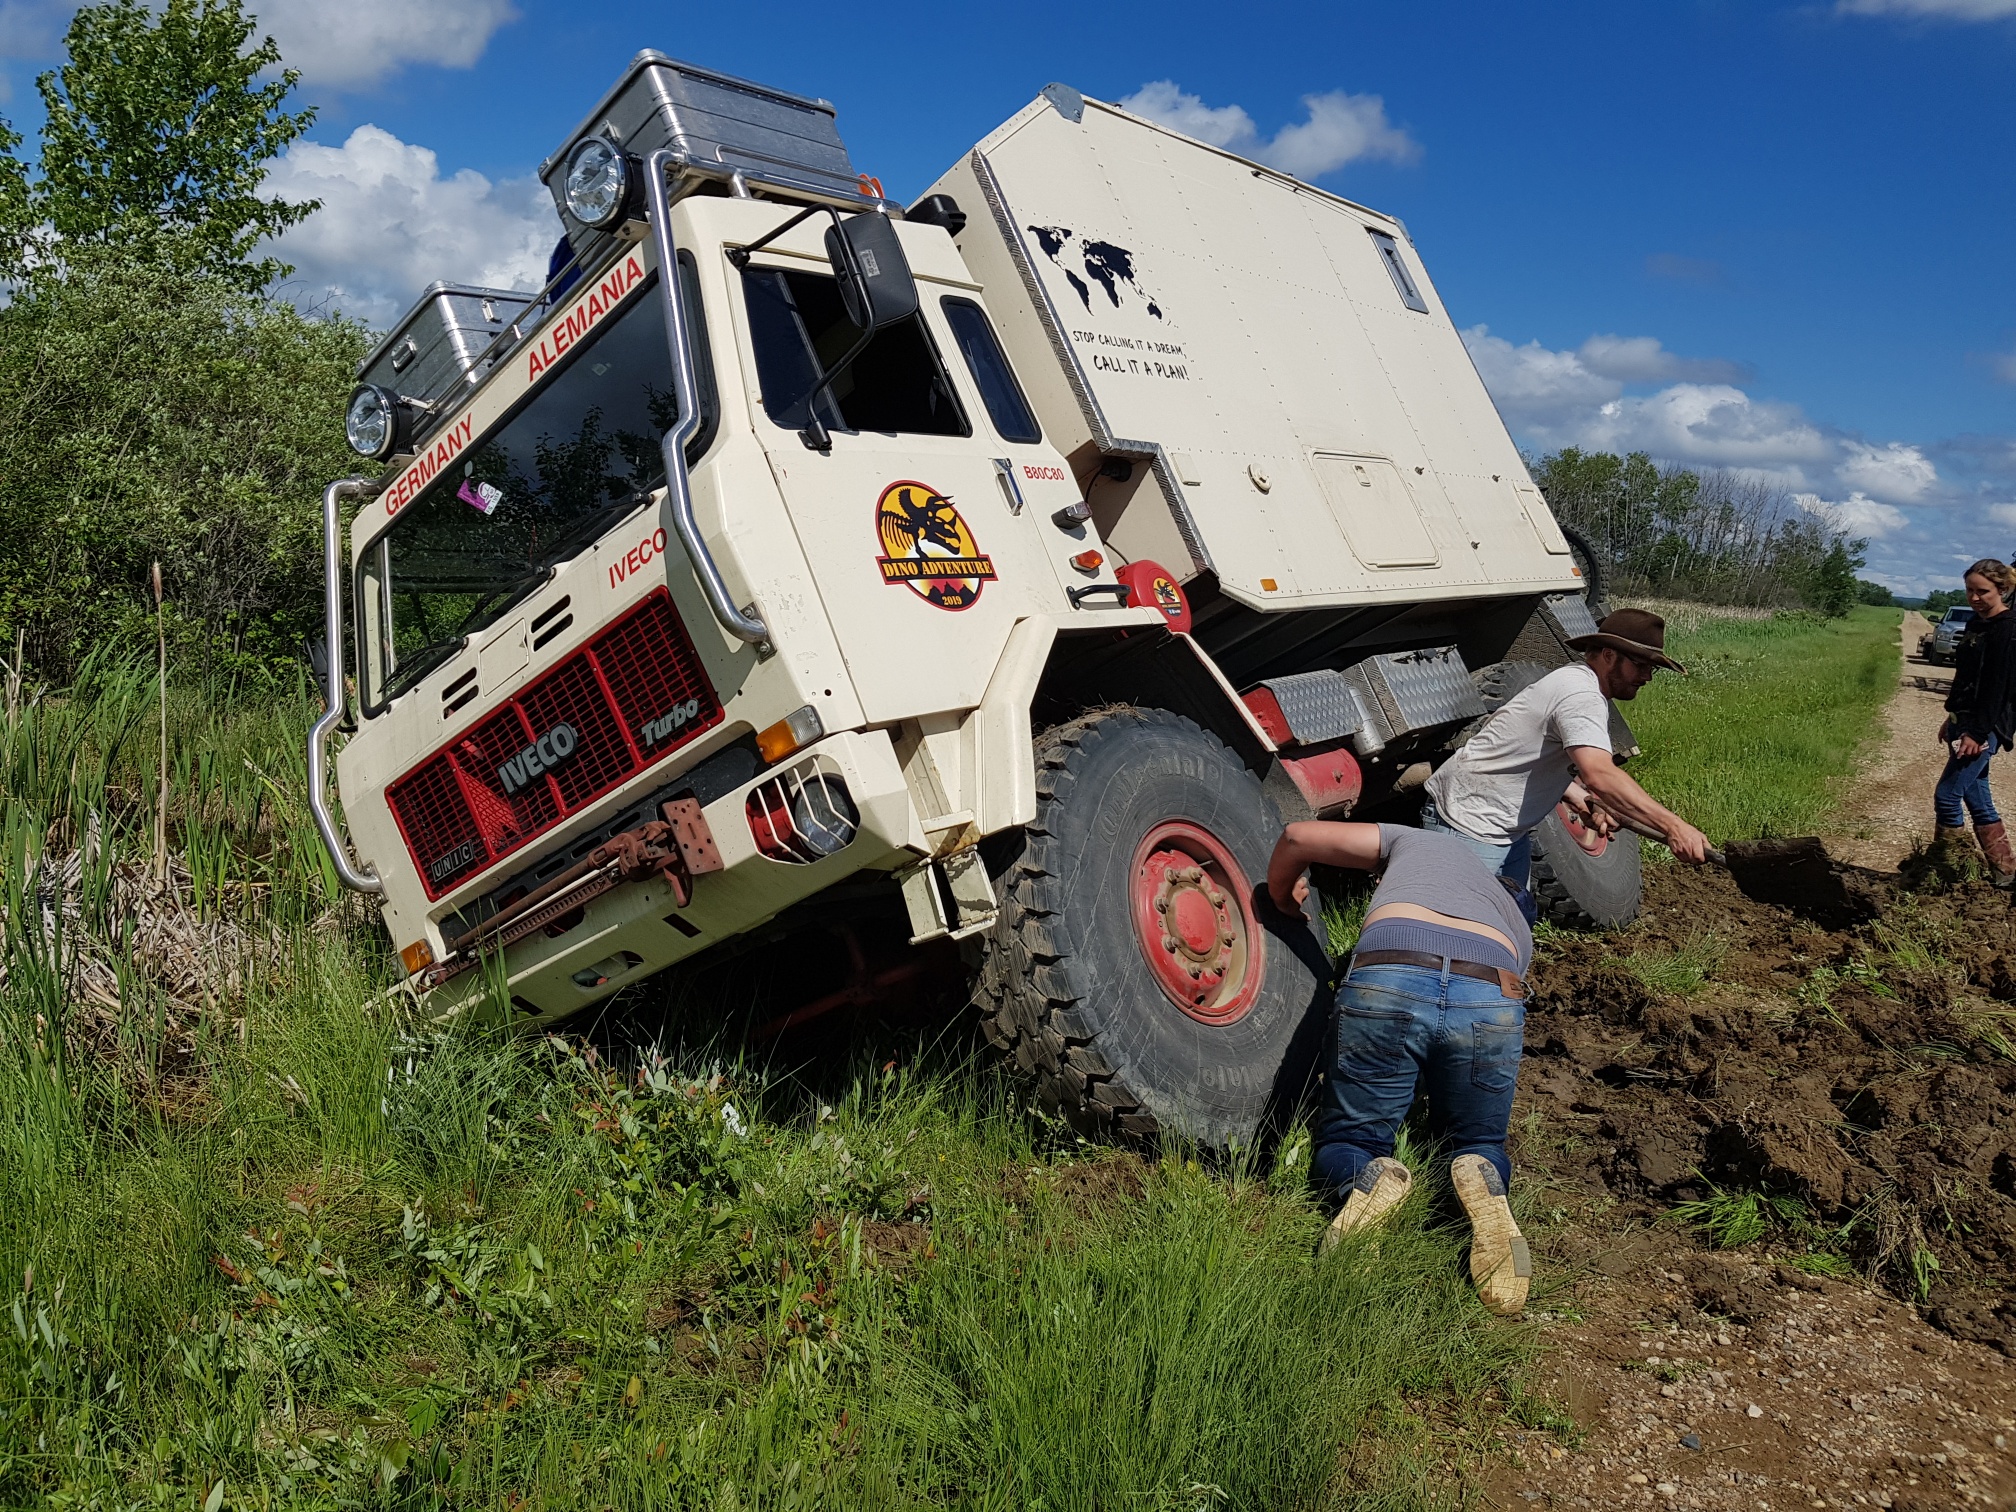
[344,383,407,461]
[563,136,633,230]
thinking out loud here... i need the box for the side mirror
[825,213,919,332]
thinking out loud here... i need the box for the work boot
[1450,1153,1531,1316]
[1977,821,2016,888]
[1319,1157,1413,1255]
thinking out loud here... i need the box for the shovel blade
[1720,837,1877,926]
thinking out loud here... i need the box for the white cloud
[1460,325,1621,429]
[1580,384,1832,470]
[1575,333,1748,385]
[1836,440,1938,502]
[1988,503,2016,528]
[1839,0,2016,18]
[1796,491,1911,539]
[1994,346,2016,384]
[0,0,515,88]
[262,125,554,327]
[1119,80,1420,179]
[257,0,516,88]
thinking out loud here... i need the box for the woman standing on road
[1938,558,2016,885]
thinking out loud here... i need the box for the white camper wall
[927,91,1581,615]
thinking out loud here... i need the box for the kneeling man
[1268,819,1533,1315]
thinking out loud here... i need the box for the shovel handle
[1604,814,1726,867]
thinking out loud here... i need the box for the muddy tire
[1531,810,1641,930]
[974,708,1332,1149]
[1559,523,1607,612]
[1472,660,1643,930]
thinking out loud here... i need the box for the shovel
[1607,820,1876,927]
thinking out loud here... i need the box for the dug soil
[1489,613,2016,1509]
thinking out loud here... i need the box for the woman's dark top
[1947,608,2016,746]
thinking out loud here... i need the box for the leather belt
[1349,948,1525,999]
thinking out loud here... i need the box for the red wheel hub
[1555,800,1609,857]
[1130,820,1263,1025]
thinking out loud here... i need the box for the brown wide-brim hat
[1565,607,1687,674]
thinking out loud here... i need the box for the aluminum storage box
[357,283,540,421]
[540,52,863,276]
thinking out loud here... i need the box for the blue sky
[3,0,2012,594]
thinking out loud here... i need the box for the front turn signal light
[400,939,435,975]
[757,704,825,764]
[1070,550,1105,573]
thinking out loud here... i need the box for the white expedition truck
[311,56,1635,1147]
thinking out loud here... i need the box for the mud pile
[1520,860,2016,1353]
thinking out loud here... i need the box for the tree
[0,245,369,684]
[32,0,318,288]
[1924,587,1967,615]
[1855,579,1896,607]
[1805,538,1866,618]
[0,114,30,282]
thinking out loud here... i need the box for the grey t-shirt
[1366,822,1534,974]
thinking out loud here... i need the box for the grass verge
[0,661,1539,1509]
[1621,606,1900,841]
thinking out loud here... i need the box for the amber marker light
[757,705,825,764]
[400,939,435,975]
[1070,550,1105,572]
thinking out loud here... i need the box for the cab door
[737,257,1077,725]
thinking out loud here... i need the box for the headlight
[344,383,407,461]
[563,137,632,229]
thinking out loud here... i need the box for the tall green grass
[0,662,1537,1509]
[1622,606,1901,841]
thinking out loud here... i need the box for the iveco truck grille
[388,589,723,899]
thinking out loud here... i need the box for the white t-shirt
[1425,663,1613,846]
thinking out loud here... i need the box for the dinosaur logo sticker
[875,480,997,611]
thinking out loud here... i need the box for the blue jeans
[1935,734,2001,828]
[1311,962,1524,1204]
[1420,798,1533,890]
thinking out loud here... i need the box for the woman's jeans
[1420,797,1533,889]
[1935,734,2001,828]
[1311,962,1525,1203]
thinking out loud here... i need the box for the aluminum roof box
[540,52,864,274]
[356,282,539,428]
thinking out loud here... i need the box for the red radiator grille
[387,589,724,899]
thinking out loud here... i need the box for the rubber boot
[1319,1157,1412,1255]
[1451,1154,1531,1316]
[1976,821,2016,888]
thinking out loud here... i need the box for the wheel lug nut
[1187,963,1202,978]
[1219,929,1235,944]
[1162,935,1179,953]
[1154,898,1168,912]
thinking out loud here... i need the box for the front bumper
[421,727,916,1022]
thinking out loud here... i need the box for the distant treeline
[1530,448,1876,616]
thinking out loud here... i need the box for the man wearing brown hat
[1422,607,1711,881]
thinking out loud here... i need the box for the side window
[941,297,1040,445]
[1368,229,1429,314]
[741,266,970,438]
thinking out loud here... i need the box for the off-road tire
[973,708,1331,1148]
[1530,810,1641,930]
[1559,522,1607,612]
[1471,661,1643,931]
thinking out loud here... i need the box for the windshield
[359,256,716,712]
[1947,609,1975,624]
